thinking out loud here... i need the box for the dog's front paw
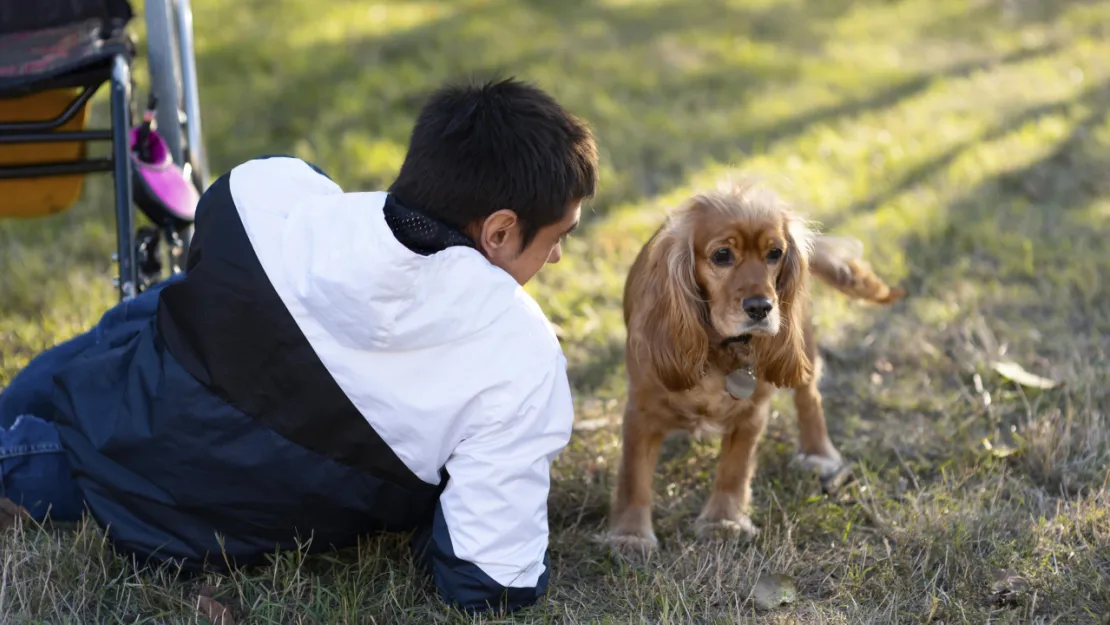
[602,529,658,563]
[604,506,658,559]
[794,452,853,495]
[604,530,658,552]
[694,514,759,543]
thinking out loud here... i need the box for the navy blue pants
[0,276,180,522]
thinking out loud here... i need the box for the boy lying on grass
[0,77,597,615]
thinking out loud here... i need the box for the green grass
[3,0,1110,622]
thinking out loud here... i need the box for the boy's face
[475,202,581,285]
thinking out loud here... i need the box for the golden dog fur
[608,179,903,551]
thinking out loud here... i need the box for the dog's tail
[809,236,905,305]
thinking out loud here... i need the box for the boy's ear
[475,209,520,255]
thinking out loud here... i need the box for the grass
[3,0,1110,622]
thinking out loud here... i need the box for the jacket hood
[228,159,525,352]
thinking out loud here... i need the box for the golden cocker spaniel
[608,178,903,552]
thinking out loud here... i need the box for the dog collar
[720,333,752,348]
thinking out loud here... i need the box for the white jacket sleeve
[414,353,574,613]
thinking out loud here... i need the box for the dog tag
[726,368,757,400]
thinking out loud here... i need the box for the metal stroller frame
[0,0,208,301]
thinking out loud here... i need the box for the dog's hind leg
[792,349,853,494]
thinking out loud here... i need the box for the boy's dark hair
[388,77,598,250]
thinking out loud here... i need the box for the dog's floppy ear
[629,216,708,392]
[752,214,814,388]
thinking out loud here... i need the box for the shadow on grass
[924,0,1107,40]
[822,79,1110,236]
[809,77,1110,496]
[193,0,850,181]
[550,68,1110,559]
[557,47,1074,408]
[184,0,1110,505]
[897,82,1110,327]
[192,0,1059,225]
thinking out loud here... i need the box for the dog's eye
[767,248,784,263]
[711,248,734,266]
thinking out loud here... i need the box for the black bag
[0,0,132,36]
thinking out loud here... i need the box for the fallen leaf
[750,573,797,610]
[196,588,236,625]
[991,361,1063,390]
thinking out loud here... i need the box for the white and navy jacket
[48,156,574,613]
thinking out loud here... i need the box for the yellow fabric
[0,89,91,217]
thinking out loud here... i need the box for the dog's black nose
[742,297,773,321]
